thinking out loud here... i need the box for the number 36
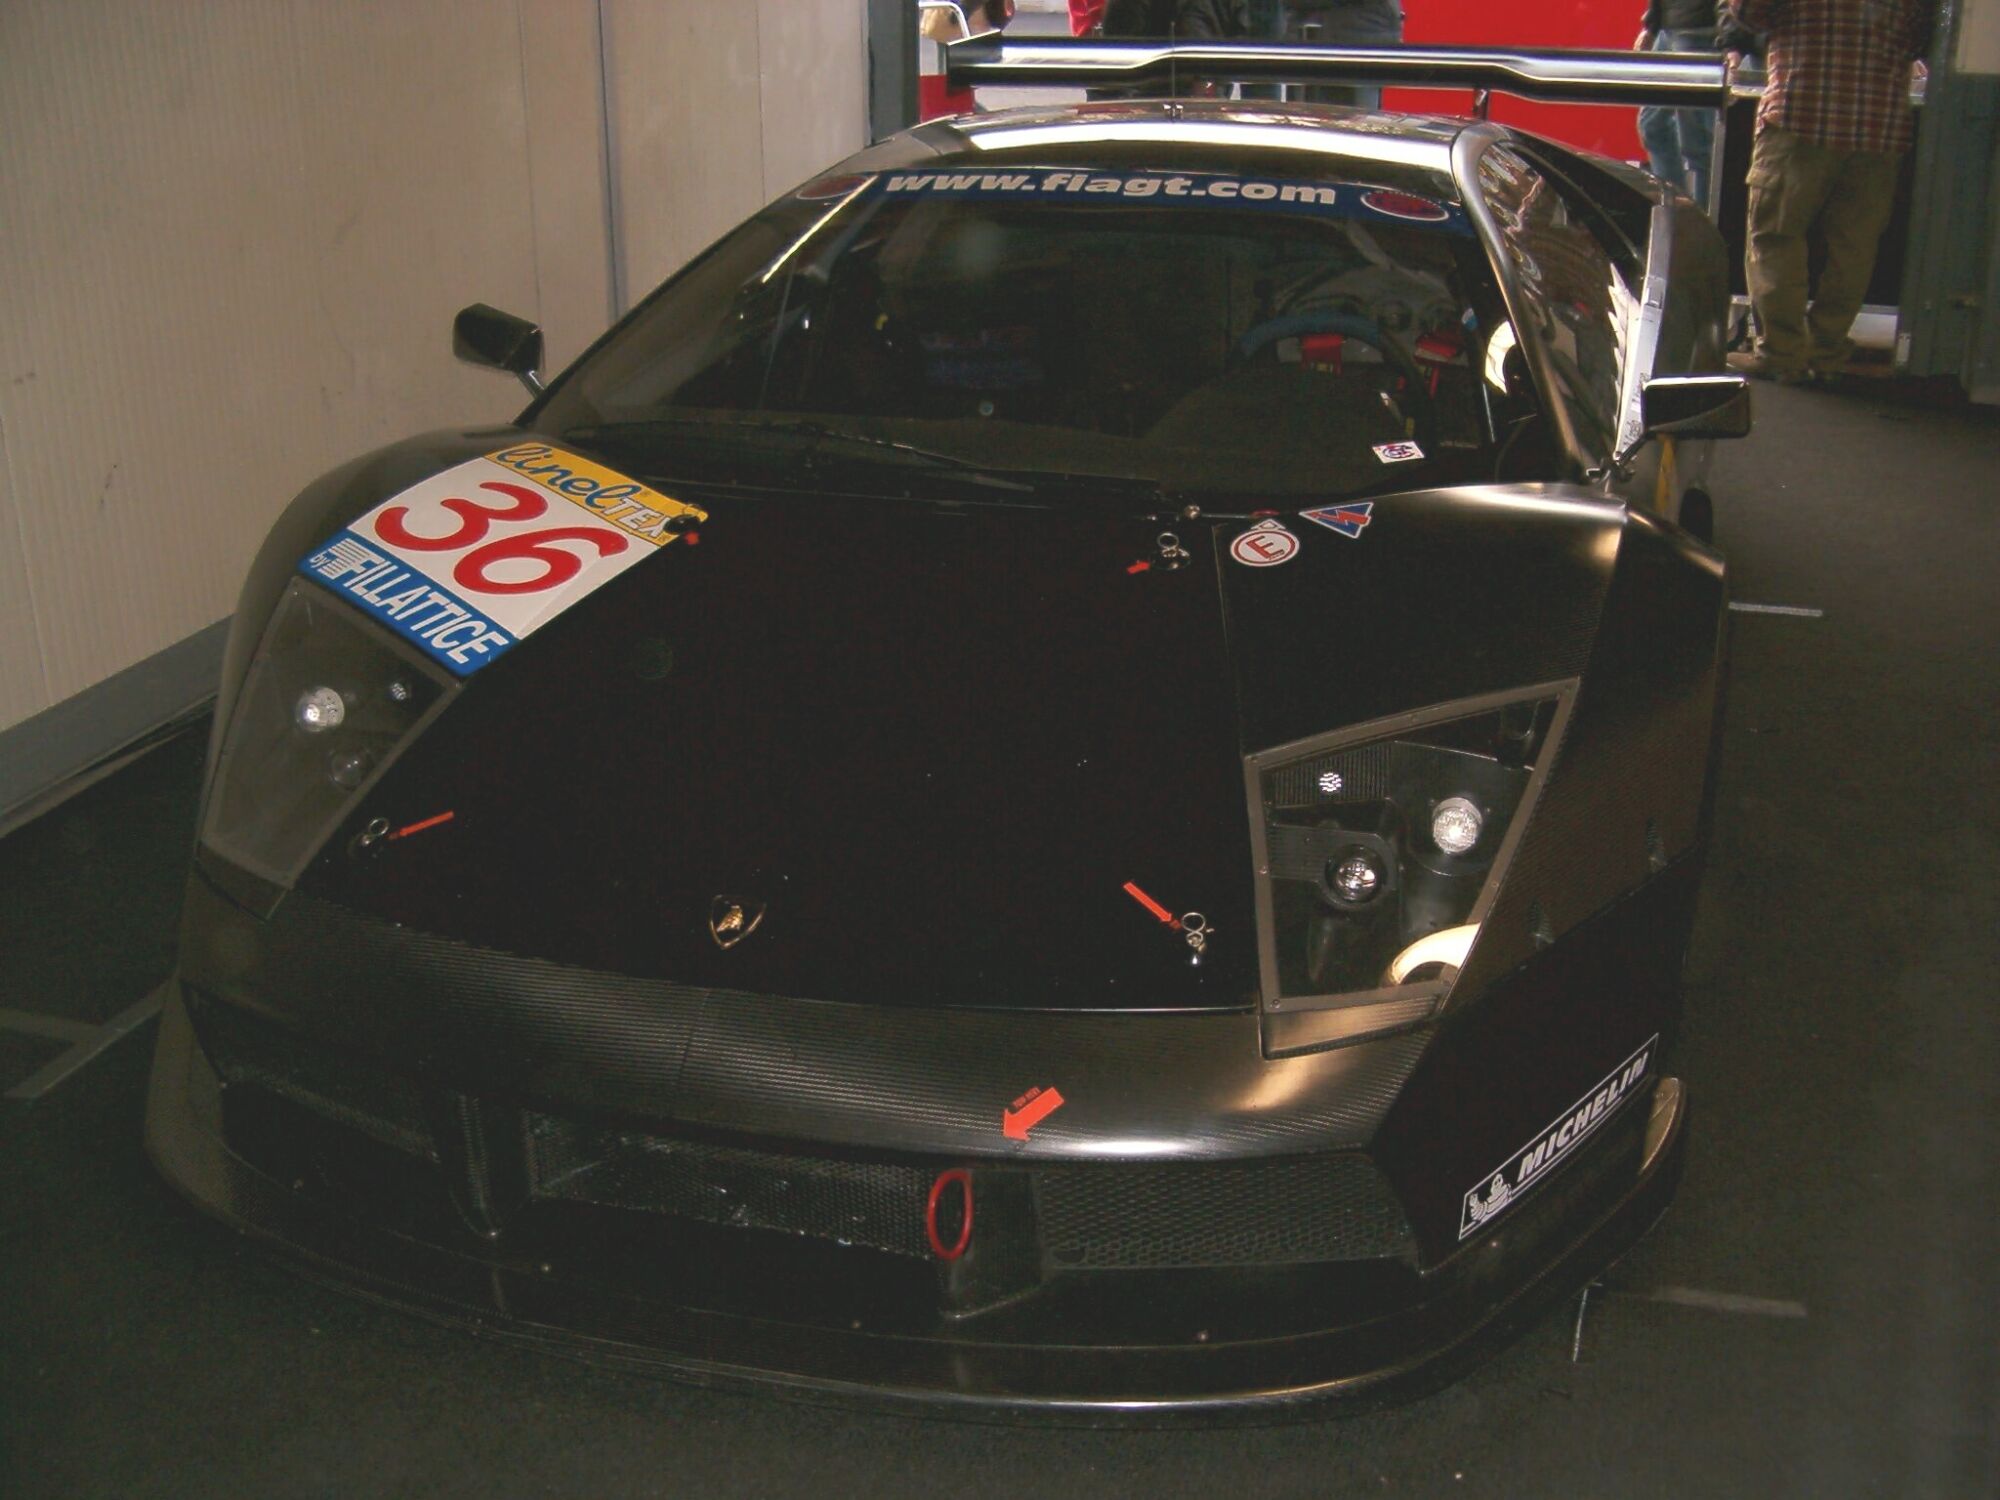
[374,480,629,595]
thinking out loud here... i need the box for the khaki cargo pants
[1745,125,1901,376]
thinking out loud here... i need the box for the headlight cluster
[200,579,451,886]
[1247,685,1571,1039]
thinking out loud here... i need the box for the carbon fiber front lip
[147,984,1686,1419]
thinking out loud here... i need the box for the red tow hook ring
[925,1167,974,1261]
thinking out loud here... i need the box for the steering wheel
[1231,309,1438,444]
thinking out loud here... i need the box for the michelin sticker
[1459,1035,1658,1241]
[298,444,707,677]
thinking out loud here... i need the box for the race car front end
[148,427,1719,1416]
[150,80,1732,1412]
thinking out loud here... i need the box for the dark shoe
[1726,350,1810,385]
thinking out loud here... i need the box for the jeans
[1637,30,1718,207]
[1284,4,1405,112]
[1238,0,1287,99]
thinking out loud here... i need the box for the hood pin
[1124,882,1212,963]
[1180,913,1212,965]
[1156,532,1190,569]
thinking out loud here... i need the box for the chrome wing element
[944,38,1733,109]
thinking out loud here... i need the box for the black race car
[149,42,1747,1416]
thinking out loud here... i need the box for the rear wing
[943,38,1734,110]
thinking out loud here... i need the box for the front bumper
[147,982,1685,1418]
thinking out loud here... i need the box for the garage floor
[3,380,1995,1498]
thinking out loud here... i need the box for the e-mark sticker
[1360,188,1451,223]
[1300,501,1374,539]
[1230,519,1300,567]
[1372,442,1424,464]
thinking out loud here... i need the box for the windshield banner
[869,169,1472,235]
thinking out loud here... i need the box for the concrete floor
[2,379,1996,1497]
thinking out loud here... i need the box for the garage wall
[601,0,870,307]
[0,0,867,762]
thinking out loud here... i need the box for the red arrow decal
[1002,1086,1065,1141]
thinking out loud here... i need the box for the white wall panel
[602,0,869,308]
[0,0,864,739]
[601,0,766,304]
[519,0,615,365]
[755,0,870,198]
[0,433,49,719]
[0,0,600,733]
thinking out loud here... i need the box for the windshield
[538,164,1526,498]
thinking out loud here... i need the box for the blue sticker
[1299,501,1375,539]
[300,528,516,675]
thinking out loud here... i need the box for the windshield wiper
[559,415,1037,491]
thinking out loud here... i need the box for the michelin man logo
[1466,1171,1514,1226]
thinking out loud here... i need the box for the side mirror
[1640,374,1751,441]
[453,303,544,395]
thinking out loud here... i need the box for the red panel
[921,74,977,122]
[1381,1,1645,162]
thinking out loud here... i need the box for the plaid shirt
[1732,0,1936,154]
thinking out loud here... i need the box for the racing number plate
[297,443,706,676]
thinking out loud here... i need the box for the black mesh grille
[191,999,1413,1271]
[1267,740,1393,810]
[1037,1156,1411,1269]
[191,998,436,1163]
[527,1115,935,1259]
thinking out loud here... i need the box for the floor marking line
[1728,602,1825,617]
[1619,1285,1809,1319]
[0,1008,99,1045]
[5,988,167,1102]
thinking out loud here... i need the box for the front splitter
[146,985,1686,1422]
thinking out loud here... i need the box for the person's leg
[1677,103,1715,207]
[1657,30,1717,206]
[1293,3,1402,111]
[1239,0,1285,99]
[1638,104,1687,192]
[1745,127,1837,373]
[1805,150,1901,372]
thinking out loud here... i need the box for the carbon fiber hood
[251,434,1623,1014]
[295,463,1258,1012]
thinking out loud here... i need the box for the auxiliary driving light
[1246,684,1572,1023]
[1329,847,1385,905]
[1431,796,1483,855]
[294,686,346,733]
[326,747,374,790]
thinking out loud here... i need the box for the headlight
[1246,683,1574,1048]
[200,579,453,886]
